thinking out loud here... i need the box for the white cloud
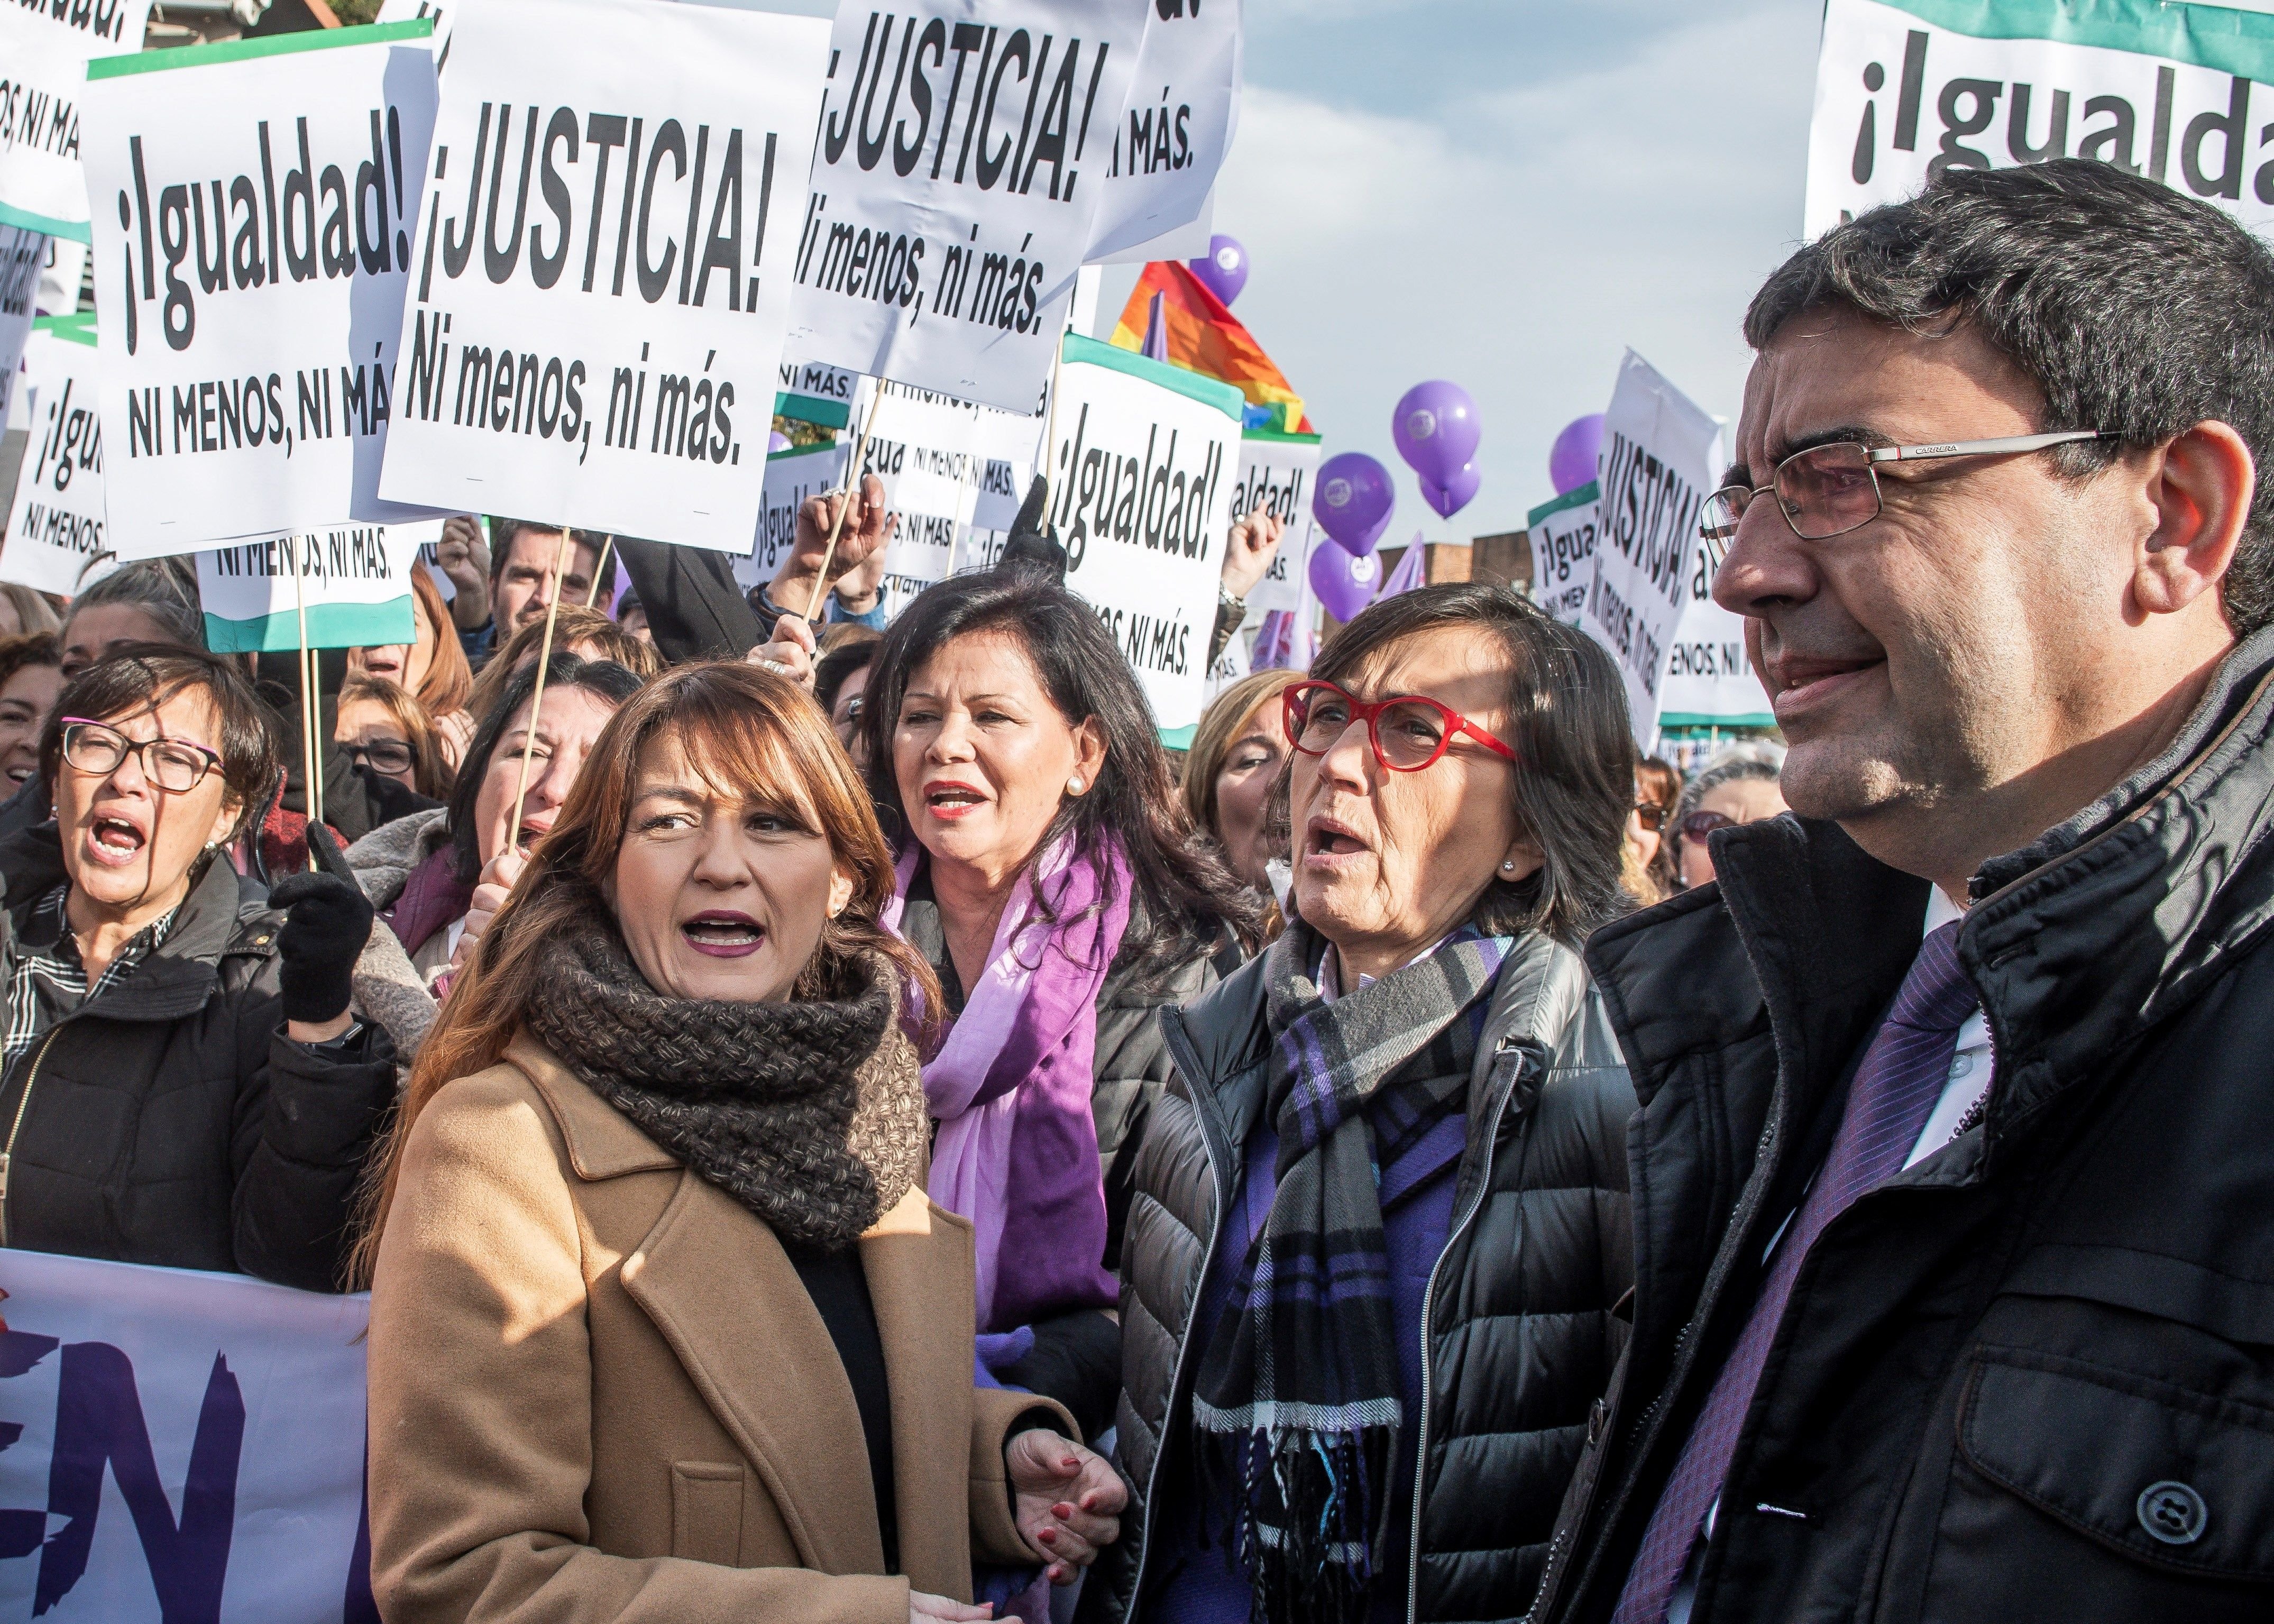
[1117,0,1824,544]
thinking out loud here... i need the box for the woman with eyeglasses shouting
[0,646,398,1289]
[1671,747,1789,891]
[1100,584,1640,1624]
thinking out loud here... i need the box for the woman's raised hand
[1006,1428,1126,1584]
[451,848,527,973]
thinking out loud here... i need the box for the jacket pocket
[1959,1346,2274,1579]
[670,1462,746,1566]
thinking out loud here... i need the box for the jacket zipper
[0,1030,61,1248]
[1126,1015,1237,1613]
[1406,1036,1526,1624]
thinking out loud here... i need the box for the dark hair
[489,519,607,584]
[1307,584,1636,943]
[860,568,1257,976]
[448,654,644,882]
[1746,158,2274,634]
[62,559,204,653]
[42,644,280,841]
[815,624,882,715]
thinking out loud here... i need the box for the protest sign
[785,0,1144,412]
[1586,351,1721,740]
[1527,481,1598,627]
[378,0,827,552]
[1231,428,1318,617]
[0,225,40,427]
[777,356,859,429]
[1086,0,1243,263]
[850,379,986,619]
[1659,575,1774,729]
[377,0,456,70]
[81,23,442,557]
[1043,333,1241,736]
[0,0,153,241]
[1807,0,2274,241]
[196,520,430,652]
[0,1248,370,1623]
[738,438,849,593]
[3,316,111,595]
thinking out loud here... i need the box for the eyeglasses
[340,738,416,775]
[1699,430,2113,556]
[60,718,221,793]
[1633,801,1668,832]
[1281,680,1517,773]
[1679,810,1736,841]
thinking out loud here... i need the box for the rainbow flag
[1108,260,1314,434]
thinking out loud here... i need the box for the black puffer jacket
[1100,931,1634,1623]
[0,826,398,1290]
[1530,631,2274,1624]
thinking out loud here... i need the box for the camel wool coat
[366,1032,1073,1624]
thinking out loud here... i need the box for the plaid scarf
[1191,919,1510,1624]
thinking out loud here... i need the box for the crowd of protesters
[0,155,2269,1624]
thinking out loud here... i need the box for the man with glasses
[1531,159,2274,1624]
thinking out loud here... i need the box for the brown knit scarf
[522,897,928,1250]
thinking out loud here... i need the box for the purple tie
[1612,920,1979,1624]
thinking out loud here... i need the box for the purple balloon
[1549,413,1604,494]
[1312,452,1395,554]
[1309,538,1383,621]
[1420,462,1480,519]
[768,430,793,454]
[1391,380,1481,489]
[1188,234,1249,306]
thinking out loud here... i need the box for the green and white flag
[196,521,438,652]
[1808,0,2274,240]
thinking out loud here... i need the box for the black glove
[268,823,376,1025]
[996,473,1069,581]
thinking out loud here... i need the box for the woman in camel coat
[360,664,1124,1624]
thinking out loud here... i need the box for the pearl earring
[1500,859,1517,872]
[1067,776,1085,794]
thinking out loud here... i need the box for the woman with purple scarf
[1099,585,1640,1624]
[860,567,1255,1445]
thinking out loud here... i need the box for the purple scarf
[884,837,1130,1333]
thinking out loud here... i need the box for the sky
[1088,0,1829,547]
[742,0,1830,544]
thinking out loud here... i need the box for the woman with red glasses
[1102,583,1640,1624]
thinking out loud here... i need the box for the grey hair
[1672,745,1784,882]
[63,558,205,650]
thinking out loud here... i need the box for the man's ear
[2134,420,2253,618]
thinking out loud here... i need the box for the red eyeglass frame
[1280,680,1518,773]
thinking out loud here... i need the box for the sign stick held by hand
[508,527,576,847]
[291,545,322,868]
[808,391,887,621]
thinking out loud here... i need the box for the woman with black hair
[344,655,644,1064]
[858,566,1255,1441]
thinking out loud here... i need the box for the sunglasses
[1679,810,1736,840]
[341,738,416,775]
[1281,680,1517,773]
[1633,801,1669,832]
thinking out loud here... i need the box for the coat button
[2137,1480,2207,1545]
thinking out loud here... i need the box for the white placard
[0,1249,370,1624]
[3,318,109,595]
[1807,0,2274,241]
[196,521,424,652]
[1658,559,1774,728]
[1526,480,1598,628]
[1585,351,1722,741]
[1228,430,1316,617]
[379,0,828,552]
[1086,0,1242,262]
[0,225,39,427]
[738,438,849,593]
[785,0,1144,413]
[37,233,87,318]
[854,378,985,619]
[0,0,154,241]
[1043,333,1240,732]
[777,354,860,425]
[83,22,442,557]
[376,0,457,70]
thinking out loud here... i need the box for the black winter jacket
[1532,632,2274,1624]
[1100,931,1634,1624]
[0,827,398,1291]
